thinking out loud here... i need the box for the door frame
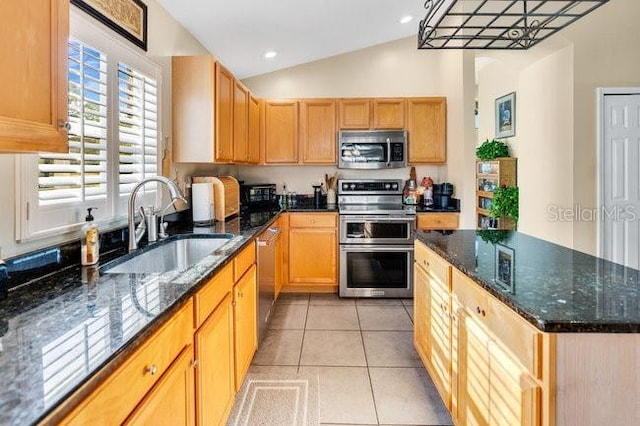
[596,87,640,258]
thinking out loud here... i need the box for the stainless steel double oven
[338,179,415,298]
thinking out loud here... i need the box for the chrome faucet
[128,176,186,251]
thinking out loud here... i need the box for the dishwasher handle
[257,227,281,246]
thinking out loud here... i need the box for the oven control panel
[338,179,403,195]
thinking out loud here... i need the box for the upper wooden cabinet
[247,95,260,164]
[339,98,405,130]
[299,99,337,164]
[215,63,234,163]
[262,100,299,164]
[338,99,371,129]
[233,80,249,163]
[173,56,250,163]
[407,97,447,164]
[373,98,405,129]
[0,0,69,153]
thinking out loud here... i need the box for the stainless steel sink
[103,235,234,274]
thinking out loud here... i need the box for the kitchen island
[414,230,640,426]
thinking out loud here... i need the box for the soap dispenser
[81,208,100,266]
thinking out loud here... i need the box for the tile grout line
[356,302,382,426]
[295,294,311,374]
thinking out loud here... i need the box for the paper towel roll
[192,182,214,224]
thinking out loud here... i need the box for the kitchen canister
[192,182,215,224]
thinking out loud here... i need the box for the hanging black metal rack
[418,0,610,50]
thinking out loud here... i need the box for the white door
[600,92,640,268]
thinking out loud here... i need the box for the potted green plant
[489,185,519,223]
[476,139,510,160]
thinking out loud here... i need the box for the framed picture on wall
[495,243,515,292]
[495,92,516,138]
[71,0,148,51]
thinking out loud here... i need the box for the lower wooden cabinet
[416,213,459,230]
[194,293,235,426]
[233,264,257,391]
[286,213,338,292]
[124,346,196,426]
[415,240,542,426]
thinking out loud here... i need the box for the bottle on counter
[81,208,99,266]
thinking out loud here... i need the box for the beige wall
[242,37,478,227]
[0,0,209,257]
[476,0,640,253]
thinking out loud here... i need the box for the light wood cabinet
[248,94,260,164]
[262,100,299,164]
[416,213,459,230]
[338,99,371,129]
[287,213,338,292]
[124,346,196,426]
[60,301,194,425]
[407,97,447,164]
[299,99,337,164]
[233,80,249,163]
[476,158,517,230]
[372,98,405,129]
[233,264,257,391]
[194,292,235,426]
[414,243,453,409]
[0,0,69,153]
[215,63,234,163]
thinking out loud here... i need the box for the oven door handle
[339,245,415,253]
[340,215,416,222]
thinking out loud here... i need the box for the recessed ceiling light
[400,16,413,24]
[264,50,277,59]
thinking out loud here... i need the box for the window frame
[15,10,163,242]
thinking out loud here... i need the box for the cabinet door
[247,94,260,164]
[428,273,452,407]
[172,56,216,162]
[457,313,491,426]
[407,98,446,163]
[413,264,431,364]
[288,228,337,285]
[125,346,195,426]
[0,0,69,153]
[300,99,337,164]
[373,99,405,129]
[488,342,541,426]
[339,99,371,129]
[233,264,257,391]
[195,293,235,426]
[215,62,234,162]
[263,100,299,163]
[233,80,249,163]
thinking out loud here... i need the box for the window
[17,15,161,241]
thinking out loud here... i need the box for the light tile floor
[244,293,453,426]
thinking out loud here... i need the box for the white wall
[0,0,209,257]
[475,0,640,253]
[241,37,478,227]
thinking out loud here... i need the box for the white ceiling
[155,0,428,79]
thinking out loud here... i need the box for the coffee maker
[433,183,454,210]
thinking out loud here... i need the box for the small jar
[403,180,418,205]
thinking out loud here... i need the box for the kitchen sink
[103,235,235,274]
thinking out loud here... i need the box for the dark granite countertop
[415,230,640,333]
[0,210,279,426]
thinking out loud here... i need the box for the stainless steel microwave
[338,130,407,169]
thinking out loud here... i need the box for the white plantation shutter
[38,39,108,206]
[118,63,158,197]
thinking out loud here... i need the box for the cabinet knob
[58,120,71,131]
[191,359,199,369]
[145,364,158,376]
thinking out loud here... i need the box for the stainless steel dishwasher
[256,226,281,344]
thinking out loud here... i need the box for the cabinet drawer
[452,268,541,377]
[417,213,459,230]
[194,263,234,328]
[234,241,256,282]
[289,213,337,228]
[62,300,193,425]
[414,241,450,289]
